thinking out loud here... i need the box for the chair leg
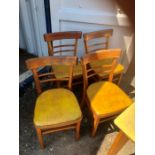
[75,120,81,140]
[91,116,99,137]
[117,72,123,85]
[35,127,44,149]
[81,91,86,108]
[107,131,129,155]
[56,81,61,88]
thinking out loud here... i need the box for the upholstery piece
[34,88,82,126]
[52,63,82,79]
[87,81,133,115]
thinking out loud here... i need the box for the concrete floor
[19,51,135,155]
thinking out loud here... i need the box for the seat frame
[81,49,127,136]
[26,56,82,149]
[83,29,123,84]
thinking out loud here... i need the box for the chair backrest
[44,31,82,56]
[26,56,77,94]
[81,49,121,88]
[83,29,113,54]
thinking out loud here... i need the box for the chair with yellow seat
[107,103,135,155]
[80,49,133,136]
[44,31,83,85]
[83,29,124,84]
[26,56,82,149]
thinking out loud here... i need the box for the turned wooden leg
[35,127,44,149]
[107,131,129,155]
[75,120,81,140]
[91,117,99,137]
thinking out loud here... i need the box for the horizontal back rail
[26,56,77,69]
[44,31,82,41]
[82,49,121,65]
[53,44,75,48]
[53,50,75,54]
[83,29,113,41]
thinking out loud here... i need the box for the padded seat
[87,81,132,116]
[90,60,124,77]
[52,63,82,79]
[34,88,82,126]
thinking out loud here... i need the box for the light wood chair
[26,56,82,149]
[107,103,135,155]
[81,49,133,136]
[83,29,124,84]
[44,31,83,86]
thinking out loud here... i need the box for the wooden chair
[83,29,124,84]
[26,56,82,149]
[44,31,83,86]
[107,103,135,155]
[81,49,133,136]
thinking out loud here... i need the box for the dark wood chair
[26,56,82,149]
[83,29,124,84]
[81,49,132,136]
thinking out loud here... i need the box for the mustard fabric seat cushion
[34,88,82,126]
[90,60,124,77]
[87,81,133,116]
[52,63,82,79]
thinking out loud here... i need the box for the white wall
[50,0,134,71]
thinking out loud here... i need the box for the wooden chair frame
[81,49,123,136]
[83,29,123,84]
[26,56,82,148]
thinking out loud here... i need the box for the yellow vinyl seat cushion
[90,60,124,77]
[34,88,82,126]
[87,81,133,116]
[52,63,82,79]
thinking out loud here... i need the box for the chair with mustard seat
[83,29,124,84]
[26,56,82,149]
[44,31,83,85]
[81,49,133,136]
[107,103,135,155]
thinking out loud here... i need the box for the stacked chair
[26,30,133,148]
[83,29,124,84]
[26,56,82,149]
[44,31,83,86]
[80,49,133,136]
